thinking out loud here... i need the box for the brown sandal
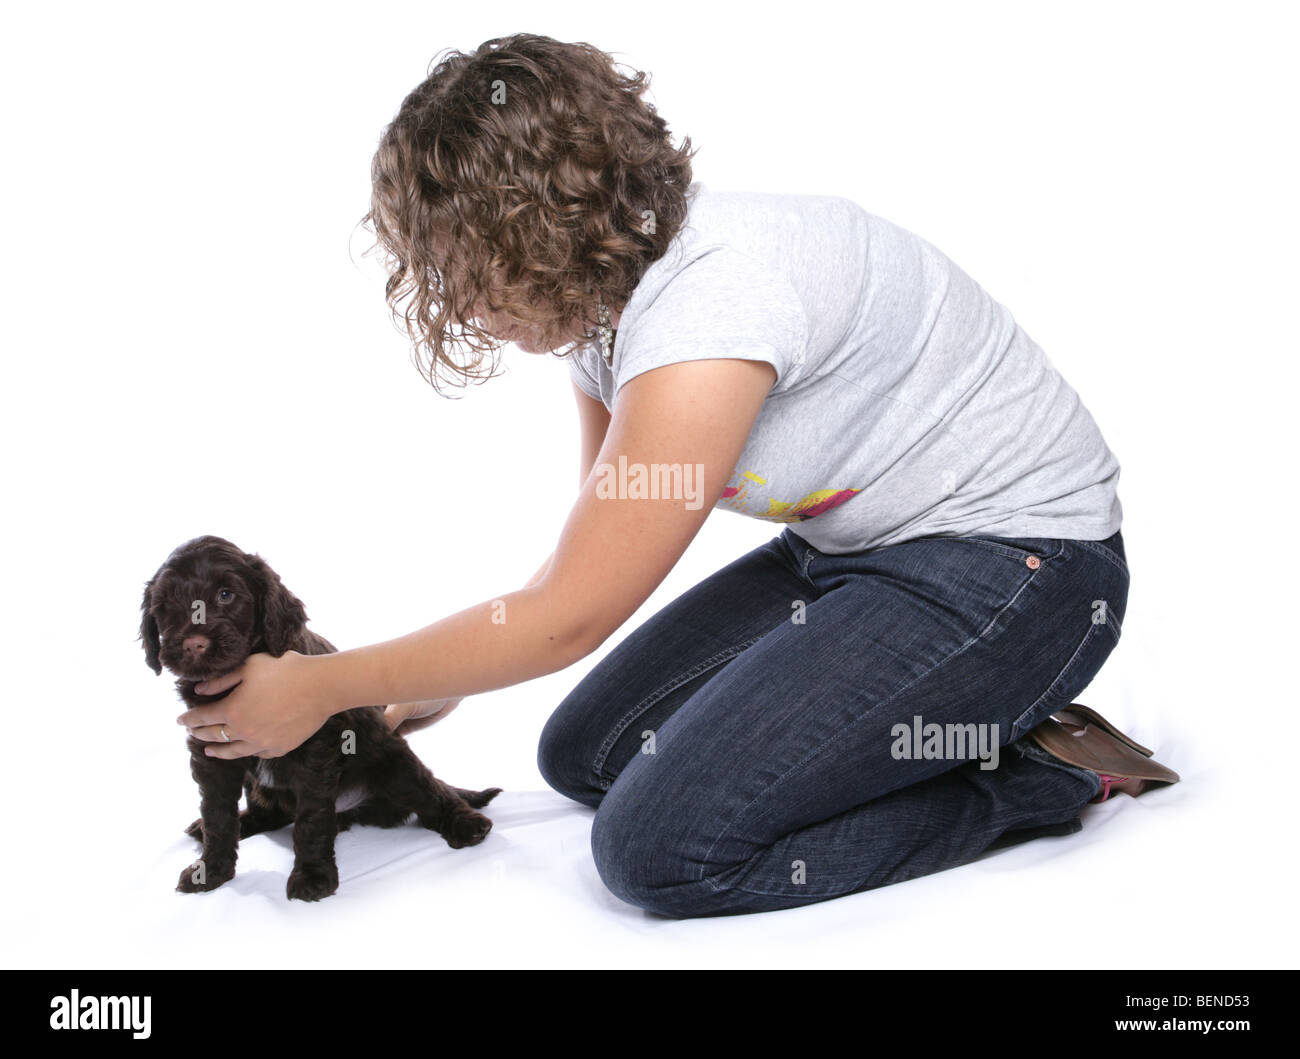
[1052,703,1154,758]
[1026,704,1179,800]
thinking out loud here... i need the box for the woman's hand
[176,651,333,760]
[384,697,464,736]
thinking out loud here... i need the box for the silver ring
[221,726,231,742]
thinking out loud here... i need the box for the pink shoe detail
[1092,774,1126,803]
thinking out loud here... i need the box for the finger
[202,740,259,760]
[396,712,444,737]
[177,705,227,728]
[187,723,239,744]
[194,671,243,696]
[384,701,424,731]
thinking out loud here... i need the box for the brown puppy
[139,535,501,901]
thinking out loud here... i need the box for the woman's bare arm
[574,379,612,486]
[520,383,612,587]
[318,356,778,713]
[384,381,612,731]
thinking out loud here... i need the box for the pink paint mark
[794,489,861,520]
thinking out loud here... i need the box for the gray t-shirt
[567,182,1121,554]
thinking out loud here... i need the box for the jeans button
[1026,555,1041,569]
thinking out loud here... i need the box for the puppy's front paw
[184,818,203,842]
[286,863,338,902]
[444,810,493,849]
[175,859,234,893]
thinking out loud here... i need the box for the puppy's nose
[182,635,209,660]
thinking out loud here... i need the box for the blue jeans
[538,527,1130,918]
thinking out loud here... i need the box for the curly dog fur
[139,535,501,901]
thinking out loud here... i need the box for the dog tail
[455,786,503,808]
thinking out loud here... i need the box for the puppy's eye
[217,588,235,604]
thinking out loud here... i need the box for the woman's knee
[588,774,753,918]
[590,796,693,915]
[536,698,607,808]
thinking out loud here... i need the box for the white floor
[1,673,1277,969]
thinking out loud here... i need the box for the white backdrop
[2,0,1295,968]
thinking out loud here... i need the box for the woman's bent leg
[537,531,816,808]
[589,531,1130,917]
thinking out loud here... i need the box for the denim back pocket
[954,536,1065,564]
[1007,604,1123,742]
[1074,536,1130,579]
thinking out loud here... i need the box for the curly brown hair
[359,33,697,395]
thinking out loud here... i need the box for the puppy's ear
[139,578,161,675]
[245,553,308,656]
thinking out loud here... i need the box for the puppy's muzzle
[182,635,210,663]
